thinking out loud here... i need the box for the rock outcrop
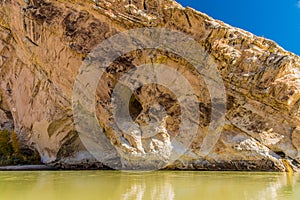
[0,0,300,171]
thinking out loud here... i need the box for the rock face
[0,0,300,171]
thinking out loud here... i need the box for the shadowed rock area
[0,0,300,171]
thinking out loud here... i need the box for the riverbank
[0,165,55,171]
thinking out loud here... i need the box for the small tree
[0,130,13,157]
[0,130,41,166]
[11,131,21,155]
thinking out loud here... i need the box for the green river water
[0,171,299,200]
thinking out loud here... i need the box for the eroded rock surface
[0,0,300,171]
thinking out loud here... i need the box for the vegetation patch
[0,130,41,166]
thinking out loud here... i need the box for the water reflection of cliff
[0,171,300,200]
[120,172,175,200]
[245,172,300,200]
[118,171,300,200]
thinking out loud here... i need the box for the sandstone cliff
[0,0,300,171]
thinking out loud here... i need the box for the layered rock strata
[0,0,300,171]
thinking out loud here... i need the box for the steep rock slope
[0,0,300,171]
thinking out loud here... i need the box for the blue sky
[176,0,300,56]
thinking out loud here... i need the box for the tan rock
[0,0,300,171]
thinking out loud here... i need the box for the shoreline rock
[0,165,55,171]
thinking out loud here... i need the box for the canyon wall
[0,0,300,171]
